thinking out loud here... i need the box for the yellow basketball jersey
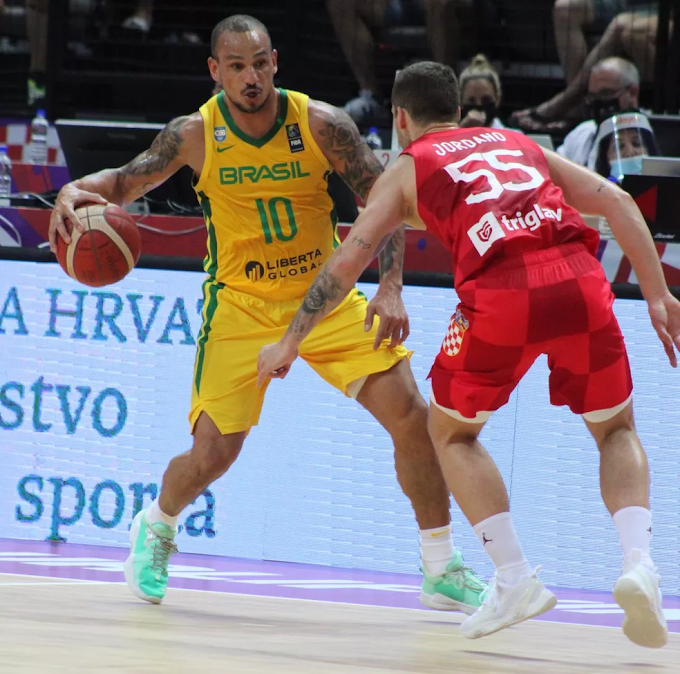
[193,89,340,301]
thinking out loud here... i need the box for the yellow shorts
[189,281,411,435]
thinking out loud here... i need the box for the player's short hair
[211,15,272,58]
[392,62,461,125]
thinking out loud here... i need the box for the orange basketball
[56,203,141,287]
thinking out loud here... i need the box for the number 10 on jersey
[256,197,299,244]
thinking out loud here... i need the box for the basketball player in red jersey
[259,61,680,648]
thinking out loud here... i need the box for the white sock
[420,525,455,577]
[473,512,532,587]
[613,506,653,567]
[146,499,179,529]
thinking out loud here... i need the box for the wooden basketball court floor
[0,541,678,673]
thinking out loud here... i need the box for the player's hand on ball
[50,183,107,253]
[257,341,299,386]
[648,292,680,368]
[365,285,410,350]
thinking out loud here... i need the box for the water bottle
[0,145,12,198]
[365,127,383,150]
[29,109,49,165]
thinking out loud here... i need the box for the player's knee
[193,438,242,483]
[395,391,429,432]
[585,399,636,450]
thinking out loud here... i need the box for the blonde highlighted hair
[459,54,502,100]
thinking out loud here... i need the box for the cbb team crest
[442,308,469,357]
[214,126,227,142]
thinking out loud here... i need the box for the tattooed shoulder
[308,100,383,201]
[120,115,194,178]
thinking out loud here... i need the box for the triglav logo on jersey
[245,261,265,282]
[286,123,305,153]
[468,212,506,256]
[214,126,227,142]
[442,308,469,357]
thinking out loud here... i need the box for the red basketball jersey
[402,128,600,288]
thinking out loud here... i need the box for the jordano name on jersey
[433,131,507,157]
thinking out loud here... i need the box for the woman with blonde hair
[458,54,505,129]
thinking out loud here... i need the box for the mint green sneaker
[124,508,178,604]
[420,550,487,615]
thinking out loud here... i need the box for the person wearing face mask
[557,56,640,169]
[593,112,659,181]
[458,54,504,129]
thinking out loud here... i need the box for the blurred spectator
[553,0,656,85]
[26,0,48,106]
[121,0,202,44]
[121,0,152,34]
[591,111,659,178]
[326,0,492,126]
[557,56,640,167]
[458,53,504,128]
[512,6,663,132]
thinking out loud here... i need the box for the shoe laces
[478,575,499,609]
[147,528,178,574]
[443,563,487,592]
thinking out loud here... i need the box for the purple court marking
[1,538,678,631]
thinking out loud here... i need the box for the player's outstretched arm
[544,148,680,366]
[307,100,406,290]
[256,157,415,385]
[49,113,204,253]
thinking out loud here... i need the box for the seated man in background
[557,57,640,167]
[458,53,505,129]
[327,0,494,126]
[514,6,663,131]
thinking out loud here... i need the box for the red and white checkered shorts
[430,243,633,420]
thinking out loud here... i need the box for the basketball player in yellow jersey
[49,15,485,611]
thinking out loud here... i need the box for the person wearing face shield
[557,57,640,168]
[458,54,505,129]
[593,112,659,181]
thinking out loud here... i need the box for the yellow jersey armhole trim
[193,100,213,194]
[299,95,332,172]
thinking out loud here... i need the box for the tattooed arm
[308,100,406,289]
[49,114,204,252]
[257,156,422,385]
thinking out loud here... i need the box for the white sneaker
[460,568,557,639]
[613,549,668,649]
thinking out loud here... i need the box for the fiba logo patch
[214,126,227,142]
[286,123,305,153]
[245,261,265,282]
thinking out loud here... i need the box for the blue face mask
[610,155,644,179]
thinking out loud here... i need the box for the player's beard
[229,88,272,115]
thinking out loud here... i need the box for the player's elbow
[605,186,638,220]
[333,246,368,283]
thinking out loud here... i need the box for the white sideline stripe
[0,580,108,587]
